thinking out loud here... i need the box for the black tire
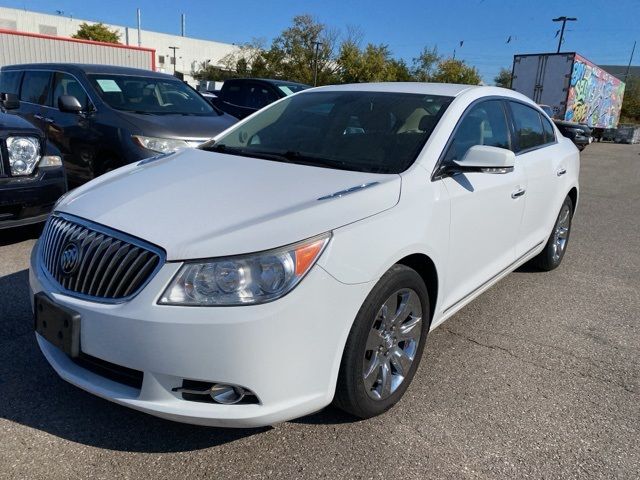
[532,195,574,271]
[333,264,430,419]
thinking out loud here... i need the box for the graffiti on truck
[565,55,625,129]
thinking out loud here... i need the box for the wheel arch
[568,186,578,212]
[395,253,438,322]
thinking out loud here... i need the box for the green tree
[620,77,640,123]
[388,59,413,82]
[432,59,481,85]
[72,22,120,44]
[264,14,338,85]
[494,67,512,88]
[412,46,440,82]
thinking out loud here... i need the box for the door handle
[557,168,567,176]
[43,117,54,124]
[33,113,44,120]
[511,187,526,199]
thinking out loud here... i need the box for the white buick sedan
[30,83,579,427]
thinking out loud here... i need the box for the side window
[445,100,511,162]
[20,71,52,105]
[52,72,89,109]
[541,114,556,144]
[245,84,278,109]
[224,83,249,106]
[0,70,23,95]
[510,102,546,151]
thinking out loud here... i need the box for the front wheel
[532,195,574,271]
[333,265,430,418]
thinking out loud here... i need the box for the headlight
[132,135,190,153]
[159,233,331,306]
[7,136,40,175]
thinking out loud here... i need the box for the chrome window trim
[38,211,166,304]
[431,96,559,181]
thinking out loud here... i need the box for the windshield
[88,74,215,115]
[204,91,452,173]
[276,84,308,96]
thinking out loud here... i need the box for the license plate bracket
[34,292,81,358]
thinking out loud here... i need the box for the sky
[3,0,639,82]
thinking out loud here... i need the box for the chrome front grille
[39,213,164,302]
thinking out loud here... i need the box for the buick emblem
[59,242,81,276]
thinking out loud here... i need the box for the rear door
[439,99,526,312]
[508,101,564,257]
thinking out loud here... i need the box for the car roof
[228,78,310,88]
[2,63,176,79]
[308,82,479,97]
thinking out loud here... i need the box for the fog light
[173,380,257,405]
[209,384,246,404]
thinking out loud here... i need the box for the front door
[47,72,97,188]
[439,99,526,312]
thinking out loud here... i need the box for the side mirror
[58,95,83,113]
[452,145,515,173]
[0,92,20,110]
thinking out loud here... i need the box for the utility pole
[169,46,180,74]
[313,41,323,86]
[625,40,636,82]
[552,16,577,53]
[136,8,141,47]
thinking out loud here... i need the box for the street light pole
[169,46,180,74]
[313,41,323,86]
[552,16,577,53]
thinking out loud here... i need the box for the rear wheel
[333,265,430,418]
[532,196,573,271]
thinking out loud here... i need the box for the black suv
[211,78,309,119]
[0,64,237,188]
[0,93,66,229]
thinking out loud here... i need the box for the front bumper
[0,167,66,229]
[29,243,373,427]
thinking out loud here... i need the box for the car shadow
[0,269,269,452]
[0,223,43,247]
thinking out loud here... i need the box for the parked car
[0,64,237,188]
[539,104,592,151]
[30,83,579,427]
[0,93,66,229]
[614,124,640,144]
[211,78,309,119]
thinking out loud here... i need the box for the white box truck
[511,52,625,129]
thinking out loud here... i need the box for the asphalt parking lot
[0,142,638,479]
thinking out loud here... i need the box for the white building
[0,6,239,85]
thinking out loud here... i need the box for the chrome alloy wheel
[552,204,571,262]
[363,288,423,400]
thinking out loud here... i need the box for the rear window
[0,70,22,95]
[541,115,556,144]
[510,102,546,151]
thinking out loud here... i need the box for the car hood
[116,111,237,141]
[57,149,401,260]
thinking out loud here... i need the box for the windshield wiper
[246,149,351,170]
[201,145,351,170]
